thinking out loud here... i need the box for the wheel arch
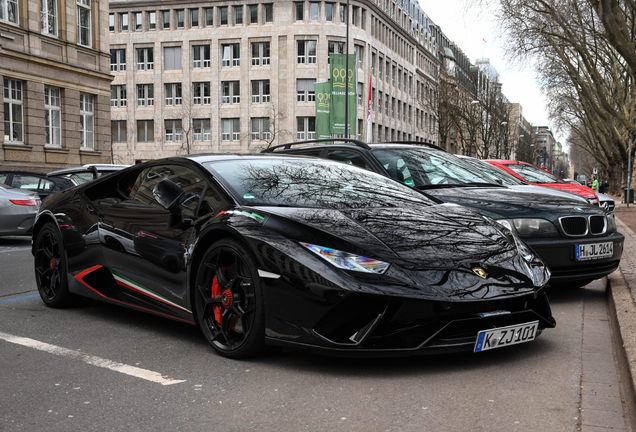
[31,211,60,256]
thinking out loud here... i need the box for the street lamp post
[469,100,479,157]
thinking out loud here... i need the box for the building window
[352,5,358,25]
[357,82,363,106]
[161,10,170,29]
[222,43,240,67]
[110,85,127,107]
[134,12,142,30]
[3,78,23,142]
[222,81,240,104]
[234,5,243,24]
[220,6,228,25]
[222,118,240,141]
[191,8,198,27]
[137,84,154,107]
[120,12,128,31]
[295,2,303,21]
[193,82,211,105]
[111,120,126,142]
[164,46,182,70]
[249,5,258,24]
[251,80,270,103]
[165,119,182,142]
[110,49,126,71]
[193,45,210,68]
[193,119,211,141]
[79,93,94,149]
[328,41,345,55]
[44,86,61,146]
[137,120,154,142]
[164,83,182,106]
[0,0,18,24]
[326,3,333,21]
[77,0,92,47]
[109,13,114,31]
[354,44,363,69]
[251,42,270,66]
[251,118,270,141]
[310,2,318,20]
[41,0,58,35]
[176,9,184,28]
[339,3,345,23]
[296,79,316,102]
[148,11,156,29]
[297,40,316,64]
[296,117,315,140]
[136,47,153,70]
[205,7,213,26]
[264,4,273,22]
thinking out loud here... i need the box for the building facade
[108,0,440,163]
[0,0,113,172]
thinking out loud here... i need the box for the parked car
[0,171,73,201]
[263,140,624,288]
[483,160,599,204]
[0,182,40,236]
[47,164,129,186]
[33,154,555,358]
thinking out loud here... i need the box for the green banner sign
[314,82,332,139]
[329,54,357,136]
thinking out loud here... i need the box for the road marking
[0,247,31,253]
[0,331,186,386]
[0,294,39,305]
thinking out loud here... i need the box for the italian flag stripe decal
[110,270,191,314]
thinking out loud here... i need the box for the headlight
[607,214,617,233]
[512,218,560,238]
[301,243,390,274]
[495,219,514,232]
[587,197,600,205]
[514,237,535,262]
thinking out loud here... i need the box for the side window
[290,149,323,157]
[39,179,56,192]
[0,174,8,185]
[325,150,372,170]
[12,175,42,191]
[198,184,227,217]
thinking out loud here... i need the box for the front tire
[34,222,76,308]
[194,238,266,359]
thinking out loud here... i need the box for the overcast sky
[420,1,563,142]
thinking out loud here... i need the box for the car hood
[254,203,550,299]
[532,182,597,199]
[422,186,603,220]
[507,184,588,202]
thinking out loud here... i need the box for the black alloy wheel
[194,238,265,358]
[34,222,75,308]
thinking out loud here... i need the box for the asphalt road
[0,236,602,431]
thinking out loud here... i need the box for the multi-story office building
[109,0,440,163]
[1,0,112,171]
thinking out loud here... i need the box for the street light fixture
[469,100,479,157]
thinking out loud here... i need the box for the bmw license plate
[474,321,539,352]
[575,242,613,261]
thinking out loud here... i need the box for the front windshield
[505,163,564,184]
[206,158,436,209]
[463,158,525,185]
[371,148,498,188]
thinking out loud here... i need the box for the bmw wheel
[194,239,265,358]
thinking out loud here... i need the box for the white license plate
[474,321,539,352]
[575,241,613,261]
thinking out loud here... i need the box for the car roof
[48,164,128,176]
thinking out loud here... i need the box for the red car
[484,160,599,205]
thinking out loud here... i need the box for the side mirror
[153,179,185,212]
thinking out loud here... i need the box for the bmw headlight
[512,218,560,238]
[607,214,617,233]
[301,243,390,274]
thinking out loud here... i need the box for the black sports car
[32,155,555,358]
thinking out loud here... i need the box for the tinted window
[206,158,434,209]
[326,149,372,170]
[462,158,525,185]
[371,149,492,187]
[11,175,42,191]
[0,174,8,185]
[505,163,564,184]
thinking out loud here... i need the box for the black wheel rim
[196,247,257,352]
[35,230,63,302]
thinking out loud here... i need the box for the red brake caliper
[211,266,230,325]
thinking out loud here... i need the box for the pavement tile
[581,394,625,412]
[580,407,629,429]
[581,382,623,398]
[581,369,621,386]
[580,426,627,432]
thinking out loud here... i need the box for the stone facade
[0,0,113,172]
[109,0,440,164]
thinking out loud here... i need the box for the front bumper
[523,231,624,283]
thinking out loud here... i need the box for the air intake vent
[589,216,606,234]
[560,217,587,236]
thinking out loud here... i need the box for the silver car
[0,182,41,236]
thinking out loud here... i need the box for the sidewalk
[606,196,636,429]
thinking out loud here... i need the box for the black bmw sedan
[33,154,555,358]
[263,140,624,288]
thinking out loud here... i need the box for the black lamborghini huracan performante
[32,155,555,358]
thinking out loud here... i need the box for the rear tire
[193,238,266,359]
[34,222,77,308]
